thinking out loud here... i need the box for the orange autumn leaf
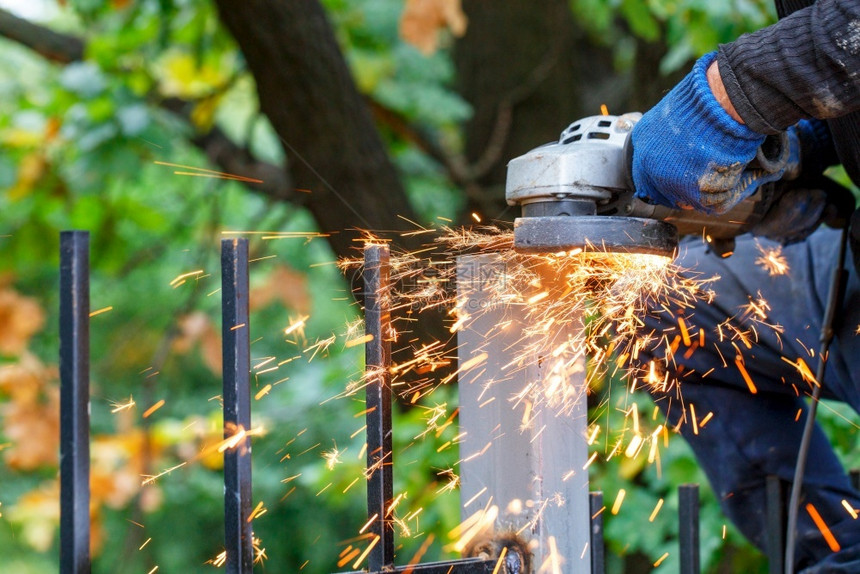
[0,354,60,470]
[250,264,311,314]
[0,352,55,403]
[2,388,60,470]
[0,286,45,355]
[400,0,468,55]
[90,431,153,510]
[173,311,222,375]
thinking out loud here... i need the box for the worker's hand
[750,185,828,245]
[751,119,845,245]
[631,52,794,215]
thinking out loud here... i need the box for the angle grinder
[506,114,818,257]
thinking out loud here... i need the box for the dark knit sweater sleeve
[717,0,860,134]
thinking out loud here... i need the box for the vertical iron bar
[590,492,605,574]
[60,231,91,574]
[679,484,700,574]
[363,244,395,571]
[850,469,860,492]
[766,475,785,574]
[222,238,253,573]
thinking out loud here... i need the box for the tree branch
[0,8,296,208]
[0,8,84,63]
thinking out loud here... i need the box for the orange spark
[337,548,361,568]
[142,399,165,418]
[690,403,699,435]
[841,500,858,519]
[734,358,758,394]
[678,316,692,346]
[352,536,380,569]
[649,499,664,522]
[169,270,204,287]
[141,462,187,486]
[89,306,113,317]
[755,243,789,276]
[345,334,374,348]
[806,503,841,552]
[110,396,136,413]
[254,384,273,400]
[154,160,264,183]
[491,546,508,574]
[611,489,626,515]
[247,501,267,522]
[284,315,309,336]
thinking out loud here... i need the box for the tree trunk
[453,0,628,221]
[213,0,420,259]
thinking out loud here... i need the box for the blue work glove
[632,51,795,215]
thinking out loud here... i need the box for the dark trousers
[642,228,860,571]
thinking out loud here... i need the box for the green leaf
[621,0,661,42]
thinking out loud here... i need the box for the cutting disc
[513,215,678,257]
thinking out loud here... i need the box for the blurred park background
[0,0,857,572]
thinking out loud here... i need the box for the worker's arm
[630,0,856,215]
[717,0,860,133]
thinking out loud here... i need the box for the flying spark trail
[755,242,790,276]
[806,503,841,551]
[142,399,166,418]
[89,306,113,317]
[322,443,344,470]
[327,225,820,568]
[154,160,264,183]
[169,270,205,288]
[141,462,187,486]
[110,396,136,413]
[649,498,664,522]
[610,489,626,515]
[338,225,715,421]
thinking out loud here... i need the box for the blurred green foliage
[0,1,856,573]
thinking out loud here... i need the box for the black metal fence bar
[222,238,253,573]
[679,484,701,574]
[363,244,395,571]
[851,469,860,491]
[590,491,605,574]
[59,231,91,574]
[766,475,786,574]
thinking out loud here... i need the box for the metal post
[363,244,395,571]
[457,254,591,572]
[222,238,253,573]
[679,484,700,574]
[590,492,605,574]
[59,231,91,574]
[766,475,785,574]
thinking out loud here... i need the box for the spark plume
[339,225,713,417]
[755,242,790,276]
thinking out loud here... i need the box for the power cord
[784,226,850,574]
